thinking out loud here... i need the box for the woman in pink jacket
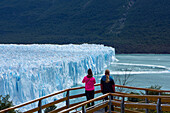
[82,68,96,107]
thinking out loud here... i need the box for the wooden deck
[94,108,105,113]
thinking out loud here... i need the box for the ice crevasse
[0,44,116,110]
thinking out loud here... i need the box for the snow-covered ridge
[0,44,115,109]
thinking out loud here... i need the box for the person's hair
[88,68,93,76]
[105,69,110,83]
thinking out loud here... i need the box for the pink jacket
[82,75,96,91]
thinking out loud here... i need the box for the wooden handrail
[115,91,170,102]
[48,101,87,113]
[71,83,170,92]
[114,107,143,113]
[57,93,110,113]
[1,84,170,113]
[24,97,67,113]
[86,101,108,113]
[55,92,170,113]
[162,104,170,111]
[0,89,68,113]
[110,93,170,99]
[115,84,170,92]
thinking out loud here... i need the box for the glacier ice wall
[0,44,115,110]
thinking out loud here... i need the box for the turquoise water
[73,54,170,90]
[108,54,170,90]
[70,54,170,105]
[76,54,170,90]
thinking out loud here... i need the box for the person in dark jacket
[100,69,115,112]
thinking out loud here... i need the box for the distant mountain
[0,0,170,53]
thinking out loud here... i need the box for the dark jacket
[100,75,115,94]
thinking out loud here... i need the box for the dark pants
[85,90,95,107]
[103,93,114,112]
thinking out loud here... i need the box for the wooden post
[109,94,112,113]
[121,97,125,113]
[65,90,70,113]
[156,98,161,113]
[38,100,42,113]
[145,90,148,113]
[66,90,70,108]
[82,105,86,113]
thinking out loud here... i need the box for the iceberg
[0,44,116,110]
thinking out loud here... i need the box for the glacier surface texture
[0,44,116,110]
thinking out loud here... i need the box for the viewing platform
[1,84,170,113]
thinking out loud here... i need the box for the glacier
[0,44,116,111]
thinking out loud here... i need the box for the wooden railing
[0,84,170,113]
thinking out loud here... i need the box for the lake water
[69,54,170,109]
[74,54,170,90]
[109,54,170,90]
[72,54,170,95]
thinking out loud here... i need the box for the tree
[0,95,17,113]
[114,68,135,93]
[147,85,163,95]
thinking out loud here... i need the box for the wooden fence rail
[0,84,170,113]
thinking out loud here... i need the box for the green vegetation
[0,95,19,113]
[44,105,57,113]
[128,85,163,102]
[147,85,163,95]
[0,94,57,113]
[0,0,169,53]
[127,92,142,102]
